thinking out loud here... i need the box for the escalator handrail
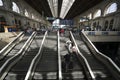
[57,31,62,80]
[0,31,37,80]
[81,31,120,79]
[70,31,96,80]
[0,32,24,60]
[25,31,47,80]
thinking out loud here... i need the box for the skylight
[47,0,58,17]
[60,0,75,19]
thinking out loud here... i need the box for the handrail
[81,30,120,80]
[24,31,47,80]
[70,31,96,80]
[0,31,37,80]
[0,32,24,60]
[57,31,62,80]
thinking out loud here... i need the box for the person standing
[60,28,64,36]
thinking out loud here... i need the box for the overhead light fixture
[60,0,75,19]
[47,0,58,18]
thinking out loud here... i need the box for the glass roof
[60,0,75,19]
[47,0,75,19]
[47,0,58,17]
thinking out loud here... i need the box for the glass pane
[60,0,75,18]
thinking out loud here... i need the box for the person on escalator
[63,53,73,72]
[65,40,77,54]
[65,40,72,52]
[68,43,77,65]
[59,28,64,36]
[62,59,66,72]
[71,45,77,54]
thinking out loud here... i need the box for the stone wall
[0,0,51,31]
[74,0,120,31]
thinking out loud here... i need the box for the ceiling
[24,0,103,19]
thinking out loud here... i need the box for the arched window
[94,9,101,18]
[25,9,29,17]
[12,2,20,13]
[0,0,3,6]
[105,3,117,15]
[87,13,92,20]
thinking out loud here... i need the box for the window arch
[105,3,117,15]
[0,0,3,6]
[94,9,101,18]
[25,9,29,17]
[12,2,20,13]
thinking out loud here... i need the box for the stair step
[33,72,57,80]
[62,71,85,79]
[5,72,25,80]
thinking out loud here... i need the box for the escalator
[60,36,86,80]
[73,33,118,80]
[33,35,58,80]
[5,48,39,80]
[0,34,28,68]
[4,34,43,80]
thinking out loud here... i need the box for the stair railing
[81,30,120,80]
[25,31,47,80]
[70,31,96,80]
[0,31,37,80]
